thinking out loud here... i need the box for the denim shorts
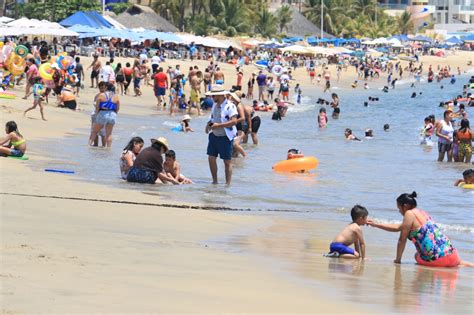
[95,110,117,126]
[207,133,233,160]
[10,149,24,157]
[126,167,157,184]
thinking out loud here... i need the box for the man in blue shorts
[205,85,238,185]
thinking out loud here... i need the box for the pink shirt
[27,64,39,78]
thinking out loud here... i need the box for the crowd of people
[2,35,474,270]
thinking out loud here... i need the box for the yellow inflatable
[273,157,319,173]
[5,53,26,76]
[461,184,474,189]
[39,63,53,81]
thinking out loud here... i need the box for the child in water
[23,77,46,121]
[287,148,304,159]
[454,169,474,186]
[325,205,368,258]
[317,107,328,128]
[163,150,192,184]
[180,115,194,132]
[0,121,26,158]
[296,88,302,105]
[345,128,361,141]
[420,116,434,145]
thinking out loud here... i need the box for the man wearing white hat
[205,85,238,185]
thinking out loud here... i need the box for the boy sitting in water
[163,150,192,184]
[454,169,474,187]
[325,205,368,259]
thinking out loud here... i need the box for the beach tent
[410,35,432,42]
[242,39,263,48]
[446,37,463,45]
[280,45,312,55]
[60,11,114,28]
[2,18,78,36]
[282,37,304,43]
[0,16,14,24]
[389,35,409,42]
[462,34,474,42]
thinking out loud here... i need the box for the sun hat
[229,92,241,103]
[205,84,229,96]
[150,137,169,151]
[182,114,191,121]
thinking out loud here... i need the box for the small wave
[163,121,180,127]
[371,218,474,234]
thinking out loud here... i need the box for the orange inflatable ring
[272,157,319,172]
[5,53,25,76]
[39,63,53,81]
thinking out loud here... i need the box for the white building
[429,0,474,24]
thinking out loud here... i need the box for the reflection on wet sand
[229,217,474,314]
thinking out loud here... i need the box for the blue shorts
[207,133,233,160]
[10,149,24,157]
[329,242,355,255]
[95,110,117,126]
[133,78,141,89]
[127,167,157,184]
[155,87,166,96]
[215,79,224,85]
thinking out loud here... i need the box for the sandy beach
[1,51,473,313]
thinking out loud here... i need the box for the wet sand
[1,51,473,313]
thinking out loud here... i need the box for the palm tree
[351,0,376,23]
[397,11,413,35]
[254,8,278,37]
[304,0,345,36]
[276,5,293,33]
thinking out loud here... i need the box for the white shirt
[151,55,160,65]
[210,99,238,141]
[101,65,113,83]
[139,53,148,62]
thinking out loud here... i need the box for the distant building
[378,0,474,32]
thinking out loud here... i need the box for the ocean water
[30,74,473,259]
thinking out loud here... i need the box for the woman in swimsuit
[436,110,454,162]
[368,192,473,267]
[0,121,26,158]
[89,83,120,148]
[456,118,473,163]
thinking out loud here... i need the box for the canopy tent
[409,35,432,42]
[462,34,474,42]
[0,16,14,24]
[445,36,463,45]
[60,11,114,28]
[177,33,230,48]
[282,37,304,43]
[1,18,78,36]
[389,35,410,42]
[279,45,312,55]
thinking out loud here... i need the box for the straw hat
[182,114,191,121]
[205,84,229,96]
[150,137,169,151]
[229,92,241,103]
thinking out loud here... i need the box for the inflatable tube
[0,91,16,99]
[171,125,183,132]
[272,65,284,77]
[44,169,75,174]
[14,45,29,58]
[461,184,474,189]
[272,157,319,172]
[39,63,54,81]
[7,155,29,160]
[5,53,26,76]
[254,105,273,112]
[469,83,474,89]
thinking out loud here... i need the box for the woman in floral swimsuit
[368,191,473,267]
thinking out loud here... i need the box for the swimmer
[420,116,434,144]
[318,107,328,128]
[382,86,389,93]
[287,148,304,160]
[163,150,193,184]
[411,92,417,98]
[364,129,373,139]
[325,205,368,259]
[180,114,194,132]
[391,79,397,89]
[364,83,369,89]
[384,124,390,132]
[351,80,358,88]
[454,169,474,186]
[345,128,361,141]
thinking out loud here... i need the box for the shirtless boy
[326,205,368,259]
[163,150,193,184]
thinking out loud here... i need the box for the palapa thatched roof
[116,4,178,32]
[280,6,334,38]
